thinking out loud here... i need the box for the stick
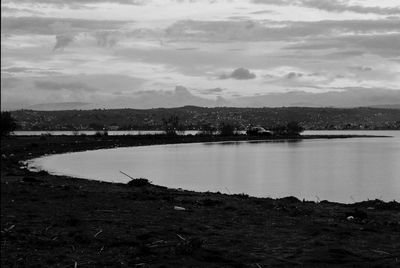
[371,249,390,255]
[120,171,135,180]
[176,234,186,241]
[94,229,103,238]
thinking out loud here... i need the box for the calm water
[13,130,198,136]
[27,131,400,203]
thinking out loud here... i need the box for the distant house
[108,125,119,131]
[246,126,272,136]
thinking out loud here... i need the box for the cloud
[220,68,256,80]
[286,32,400,58]
[2,67,36,73]
[1,16,130,35]
[2,74,149,110]
[193,87,225,95]
[2,1,399,110]
[35,80,98,92]
[53,34,75,50]
[348,66,373,72]
[94,31,120,47]
[230,87,400,108]
[325,50,365,58]
[2,0,146,9]
[127,86,217,108]
[286,72,304,79]
[1,6,44,15]
[202,87,225,94]
[300,0,400,16]
[1,66,61,75]
[7,85,400,110]
[2,16,134,50]
[253,0,400,15]
[165,18,400,44]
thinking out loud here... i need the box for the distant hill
[366,104,400,109]
[11,106,400,131]
[28,102,92,111]
[9,87,400,111]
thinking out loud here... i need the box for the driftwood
[119,171,135,180]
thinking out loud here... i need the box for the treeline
[9,106,400,131]
[146,115,304,137]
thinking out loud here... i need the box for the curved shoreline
[2,134,399,267]
[23,134,394,203]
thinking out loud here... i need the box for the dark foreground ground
[1,135,399,267]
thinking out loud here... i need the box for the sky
[1,0,400,110]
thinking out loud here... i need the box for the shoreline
[23,134,393,204]
[2,135,399,267]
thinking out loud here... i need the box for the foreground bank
[1,135,399,267]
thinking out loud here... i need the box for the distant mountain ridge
[366,104,400,109]
[17,87,400,111]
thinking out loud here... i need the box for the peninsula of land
[1,134,399,267]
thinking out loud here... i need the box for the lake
[27,130,400,203]
[13,130,198,136]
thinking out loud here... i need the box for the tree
[272,121,304,136]
[286,121,304,136]
[271,124,287,136]
[162,115,181,136]
[199,123,215,136]
[218,122,235,136]
[1,111,17,136]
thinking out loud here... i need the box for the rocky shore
[1,135,399,267]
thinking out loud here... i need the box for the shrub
[272,121,304,136]
[286,121,304,136]
[199,123,216,136]
[1,111,17,136]
[127,178,151,187]
[94,130,108,137]
[162,115,183,136]
[218,123,235,136]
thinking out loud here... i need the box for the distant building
[108,125,119,131]
[246,126,272,136]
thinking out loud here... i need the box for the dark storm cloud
[220,68,256,80]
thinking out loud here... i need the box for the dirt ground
[1,135,399,267]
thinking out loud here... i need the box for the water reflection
[203,139,303,146]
